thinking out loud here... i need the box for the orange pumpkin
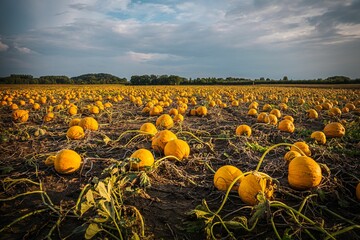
[284,151,302,162]
[310,131,326,145]
[79,117,99,131]
[214,165,243,191]
[288,156,322,190]
[12,109,29,123]
[129,149,154,170]
[140,122,158,136]
[323,122,345,138]
[196,106,208,116]
[235,125,252,137]
[67,126,85,140]
[151,130,177,152]
[54,149,82,174]
[238,172,274,206]
[278,119,295,133]
[164,139,190,160]
[291,142,311,156]
[156,114,174,129]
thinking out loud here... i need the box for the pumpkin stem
[255,143,306,171]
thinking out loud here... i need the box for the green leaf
[85,223,101,239]
[191,209,212,219]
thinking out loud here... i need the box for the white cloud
[0,40,9,52]
[126,51,173,62]
[14,44,32,54]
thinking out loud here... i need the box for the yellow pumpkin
[257,112,268,123]
[214,165,243,191]
[262,104,272,111]
[238,172,274,206]
[151,130,177,152]
[356,182,360,201]
[264,114,278,125]
[12,109,29,122]
[323,122,345,138]
[149,106,162,116]
[89,106,100,114]
[67,126,85,140]
[169,108,178,116]
[69,118,81,127]
[284,151,302,162]
[270,109,281,118]
[247,108,258,116]
[288,156,322,190]
[235,125,252,137]
[173,114,184,122]
[328,107,341,116]
[307,109,318,119]
[291,142,311,156]
[196,106,208,116]
[68,106,78,115]
[283,115,294,122]
[164,139,190,160]
[278,119,295,133]
[156,114,174,129]
[54,149,82,174]
[310,131,326,145]
[129,148,154,170]
[44,112,55,122]
[140,122,158,136]
[79,117,99,131]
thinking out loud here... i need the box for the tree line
[0,73,359,85]
[0,73,127,84]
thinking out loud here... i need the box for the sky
[0,0,360,80]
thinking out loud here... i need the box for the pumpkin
[257,112,268,123]
[79,117,99,131]
[12,109,29,122]
[270,109,281,118]
[262,104,272,111]
[307,109,318,119]
[356,182,360,201]
[310,131,326,145]
[173,114,184,122]
[247,108,258,116]
[156,114,174,129]
[68,106,78,115]
[209,100,216,107]
[140,122,158,136]
[44,112,55,122]
[278,119,295,133]
[190,109,197,116]
[328,107,341,116]
[291,142,311,156]
[238,172,274,206]
[149,106,162,116]
[129,148,154,170]
[89,106,100,114]
[54,149,82,174]
[164,139,190,160]
[235,125,252,137]
[284,151,302,162]
[323,122,345,138]
[283,115,294,122]
[264,114,278,125]
[345,103,356,111]
[169,108,178,116]
[67,126,85,140]
[44,155,56,166]
[288,156,322,190]
[69,118,81,127]
[196,106,208,116]
[214,165,243,191]
[152,130,177,152]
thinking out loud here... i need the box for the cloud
[0,0,359,79]
[0,40,9,52]
[14,45,32,54]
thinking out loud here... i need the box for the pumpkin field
[0,84,359,240]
